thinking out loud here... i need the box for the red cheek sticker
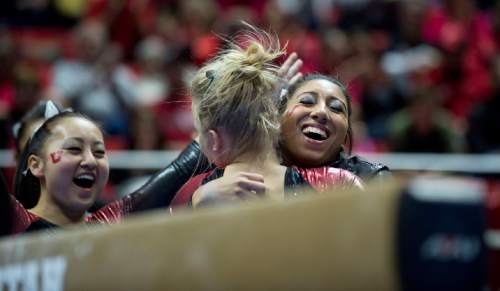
[50,150,63,164]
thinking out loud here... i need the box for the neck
[228,145,282,171]
[30,189,86,226]
[225,145,287,201]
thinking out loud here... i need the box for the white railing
[1,150,500,174]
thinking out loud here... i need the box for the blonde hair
[191,26,284,161]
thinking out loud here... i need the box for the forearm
[126,140,213,212]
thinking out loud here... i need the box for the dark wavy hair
[13,111,100,209]
[279,73,353,155]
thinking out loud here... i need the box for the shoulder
[25,218,58,233]
[334,153,390,181]
[293,167,364,193]
[89,199,127,224]
[10,197,40,234]
[170,171,216,207]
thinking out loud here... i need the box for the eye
[329,100,346,114]
[93,149,106,158]
[66,147,81,154]
[298,95,315,105]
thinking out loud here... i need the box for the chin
[294,158,321,168]
[296,153,330,168]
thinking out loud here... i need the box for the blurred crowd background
[1,0,500,196]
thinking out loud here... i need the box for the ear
[28,155,45,178]
[207,129,223,153]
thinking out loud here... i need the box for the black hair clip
[206,70,215,87]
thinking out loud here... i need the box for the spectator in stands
[466,56,500,153]
[50,19,137,149]
[170,26,363,207]
[421,0,496,118]
[10,61,46,121]
[130,35,168,151]
[0,28,15,149]
[387,87,463,153]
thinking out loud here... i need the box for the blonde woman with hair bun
[171,26,363,207]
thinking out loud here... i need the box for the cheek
[331,113,348,128]
[45,154,76,174]
[330,116,349,143]
[283,104,301,119]
[49,150,63,164]
[282,105,304,132]
[44,162,73,191]
[98,161,110,181]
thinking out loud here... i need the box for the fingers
[278,52,297,77]
[289,71,303,87]
[287,58,303,81]
[235,178,266,196]
[278,52,300,78]
[193,172,267,207]
[237,172,265,183]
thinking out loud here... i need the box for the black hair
[0,170,12,236]
[13,100,64,157]
[13,111,100,209]
[279,73,354,155]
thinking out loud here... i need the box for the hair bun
[238,42,273,79]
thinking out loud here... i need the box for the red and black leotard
[10,195,138,234]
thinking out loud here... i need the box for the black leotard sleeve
[126,140,213,212]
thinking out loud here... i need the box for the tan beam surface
[0,184,400,291]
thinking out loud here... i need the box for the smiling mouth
[73,174,95,189]
[302,126,329,141]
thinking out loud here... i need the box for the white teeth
[302,126,327,138]
[76,174,95,181]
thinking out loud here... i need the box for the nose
[80,149,97,169]
[311,103,328,123]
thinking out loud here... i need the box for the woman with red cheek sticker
[12,111,112,232]
[10,109,181,234]
[11,100,108,213]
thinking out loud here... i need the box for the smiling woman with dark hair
[11,109,144,234]
[13,111,110,231]
[280,73,390,179]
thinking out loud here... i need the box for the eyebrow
[65,137,104,146]
[300,91,348,111]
